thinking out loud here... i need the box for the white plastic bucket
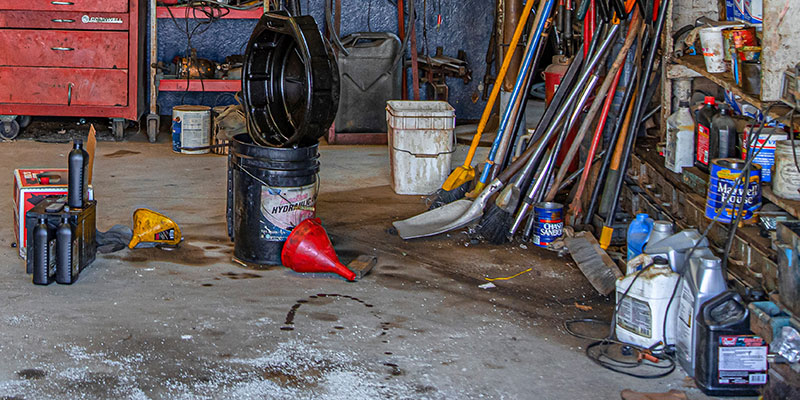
[773,140,800,200]
[172,105,211,154]
[386,101,455,195]
[699,27,726,73]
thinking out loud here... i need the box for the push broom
[432,0,540,206]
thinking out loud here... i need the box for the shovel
[441,0,539,191]
[394,144,533,239]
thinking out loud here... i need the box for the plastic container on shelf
[694,97,719,172]
[665,101,695,173]
[710,104,738,160]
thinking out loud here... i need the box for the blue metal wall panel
[154,1,494,121]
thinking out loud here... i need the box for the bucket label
[260,183,316,240]
[718,335,767,385]
[676,280,694,362]
[616,294,652,338]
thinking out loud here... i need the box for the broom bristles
[427,181,470,210]
[476,203,512,244]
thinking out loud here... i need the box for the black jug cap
[73,138,83,147]
[653,256,669,266]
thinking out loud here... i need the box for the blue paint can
[705,158,761,224]
[532,202,564,247]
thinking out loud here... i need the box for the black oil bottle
[68,139,88,209]
[710,104,738,161]
[694,96,718,173]
[695,290,767,396]
[56,216,77,284]
[32,217,53,285]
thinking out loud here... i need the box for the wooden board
[566,232,622,296]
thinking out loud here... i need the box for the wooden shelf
[158,79,241,92]
[156,6,263,19]
[673,55,763,108]
[763,186,800,220]
[673,55,800,132]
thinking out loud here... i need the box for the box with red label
[13,169,93,259]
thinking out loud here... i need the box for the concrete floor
[0,132,723,399]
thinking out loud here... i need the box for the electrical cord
[566,92,795,380]
[656,103,794,371]
[165,2,232,104]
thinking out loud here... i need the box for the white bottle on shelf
[665,101,695,173]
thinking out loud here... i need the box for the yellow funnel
[128,208,182,249]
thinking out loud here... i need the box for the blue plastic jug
[627,213,654,260]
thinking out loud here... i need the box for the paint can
[705,158,761,224]
[172,105,211,154]
[227,134,319,267]
[772,140,800,200]
[532,202,563,247]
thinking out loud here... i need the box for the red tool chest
[0,0,145,139]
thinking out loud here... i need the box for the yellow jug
[128,208,182,249]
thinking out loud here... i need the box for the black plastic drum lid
[243,11,339,148]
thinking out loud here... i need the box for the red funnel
[281,218,356,281]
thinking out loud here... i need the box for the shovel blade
[442,166,475,191]
[393,199,477,239]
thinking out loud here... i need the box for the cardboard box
[13,168,92,259]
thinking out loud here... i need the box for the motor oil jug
[67,139,88,209]
[56,215,78,284]
[710,104,737,161]
[32,217,54,285]
[695,290,767,396]
[695,97,718,172]
[665,101,695,173]
[676,255,728,377]
[627,213,653,260]
[615,258,680,348]
[648,221,674,248]
[643,229,712,273]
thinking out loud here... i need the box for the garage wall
[155,1,494,121]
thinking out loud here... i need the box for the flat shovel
[393,143,533,240]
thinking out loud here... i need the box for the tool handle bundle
[393,0,672,244]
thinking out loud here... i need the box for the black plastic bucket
[227,134,319,266]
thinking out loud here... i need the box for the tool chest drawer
[0,0,129,13]
[0,11,130,30]
[0,30,128,69]
[0,0,143,127]
[0,67,128,106]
